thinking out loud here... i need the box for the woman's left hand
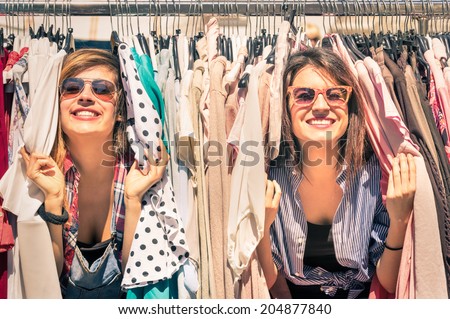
[124,140,169,203]
[385,153,416,223]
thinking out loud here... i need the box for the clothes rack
[0,1,447,18]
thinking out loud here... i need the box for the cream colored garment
[227,59,267,282]
[192,59,215,298]
[1,47,66,299]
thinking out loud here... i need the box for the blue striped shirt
[269,154,389,298]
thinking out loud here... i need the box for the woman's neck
[67,138,116,177]
[301,145,341,183]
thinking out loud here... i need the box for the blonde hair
[51,49,127,168]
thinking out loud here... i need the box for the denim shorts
[62,237,124,299]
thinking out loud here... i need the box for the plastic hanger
[110,30,122,55]
[227,36,234,63]
[238,37,253,88]
[188,37,195,71]
[220,35,228,59]
[266,34,277,64]
[254,36,263,59]
[137,33,151,56]
[411,31,430,87]
[172,36,181,81]
[47,25,54,42]
[29,26,36,39]
[341,34,365,61]
[62,28,74,53]
[36,24,46,39]
[54,28,61,47]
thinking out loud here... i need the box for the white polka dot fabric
[118,43,190,289]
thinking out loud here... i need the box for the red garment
[0,48,12,299]
[0,251,6,299]
[3,50,19,72]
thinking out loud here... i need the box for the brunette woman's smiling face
[288,67,349,148]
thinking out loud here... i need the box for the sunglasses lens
[326,87,349,105]
[60,78,116,101]
[293,88,316,106]
[61,78,84,97]
[92,80,116,100]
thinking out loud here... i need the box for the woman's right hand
[265,178,282,233]
[19,147,65,202]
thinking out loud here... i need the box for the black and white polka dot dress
[118,42,190,289]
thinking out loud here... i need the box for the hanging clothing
[192,58,215,298]
[354,57,447,298]
[269,21,291,160]
[371,46,405,120]
[224,47,247,138]
[130,47,166,133]
[0,47,65,299]
[8,52,29,166]
[117,43,190,291]
[424,49,450,162]
[0,47,11,299]
[227,58,267,283]
[207,55,234,299]
[0,45,65,221]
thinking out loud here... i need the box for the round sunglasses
[59,78,118,102]
[287,86,352,108]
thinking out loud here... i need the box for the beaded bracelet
[37,203,69,225]
[384,242,403,251]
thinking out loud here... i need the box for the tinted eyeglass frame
[287,85,353,109]
[59,77,118,102]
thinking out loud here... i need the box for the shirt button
[294,272,300,276]
[297,238,304,245]
[0,211,3,218]
[318,270,324,275]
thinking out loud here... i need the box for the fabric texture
[0,47,65,299]
[227,59,267,282]
[118,43,189,290]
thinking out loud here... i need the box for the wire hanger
[62,0,74,53]
[109,0,122,55]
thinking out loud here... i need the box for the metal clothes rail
[0,1,448,17]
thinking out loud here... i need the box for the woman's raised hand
[265,178,282,232]
[19,147,65,202]
[386,153,416,223]
[124,139,170,202]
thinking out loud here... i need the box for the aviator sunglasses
[287,86,352,108]
[60,77,118,102]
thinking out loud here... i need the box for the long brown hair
[51,49,127,168]
[278,48,371,181]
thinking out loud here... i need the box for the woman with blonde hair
[20,49,167,298]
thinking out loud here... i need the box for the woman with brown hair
[19,49,167,298]
[257,48,416,299]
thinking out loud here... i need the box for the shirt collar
[289,161,348,190]
[63,152,76,175]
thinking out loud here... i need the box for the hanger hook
[134,0,140,35]
[173,0,177,36]
[165,0,169,36]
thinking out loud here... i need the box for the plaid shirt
[60,152,129,282]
